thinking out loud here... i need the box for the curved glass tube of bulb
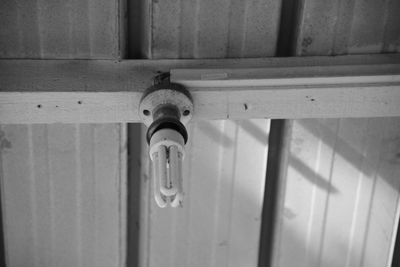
[160,146,178,197]
[152,152,167,208]
[151,147,184,208]
[150,129,185,208]
[170,151,183,207]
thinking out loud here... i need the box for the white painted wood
[171,68,400,87]
[0,92,142,124]
[0,55,400,123]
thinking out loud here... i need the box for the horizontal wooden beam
[1,54,400,124]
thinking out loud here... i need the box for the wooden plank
[0,55,400,123]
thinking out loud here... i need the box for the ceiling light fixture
[139,79,193,208]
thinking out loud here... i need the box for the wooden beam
[0,54,400,124]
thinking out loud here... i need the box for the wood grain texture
[0,55,399,123]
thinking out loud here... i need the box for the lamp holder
[139,83,193,127]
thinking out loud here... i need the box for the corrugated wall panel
[147,0,281,58]
[0,124,127,267]
[295,0,400,55]
[0,0,122,58]
[0,1,127,266]
[272,118,400,267]
[270,1,400,266]
[138,119,269,267]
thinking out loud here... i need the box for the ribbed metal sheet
[269,1,400,266]
[148,0,281,58]
[0,0,122,58]
[0,2,126,266]
[295,0,400,55]
[138,119,269,267]
[272,118,400,267]
[0,124,127,267]
[134,4,277,266]
[2,1,399,267]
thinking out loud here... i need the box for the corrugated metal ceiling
[0,1,127,267]
[148,0,280,58]
[138,120,269,267]
[0,1,400,267]
[268,1,400,267]
[0,124,127,267]
[132,2,275,266]
[272,118,400,267]
[134,1,400,267]
[0,0,122,58]
[294,0,400,55]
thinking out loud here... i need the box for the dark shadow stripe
[127,0,151,59]
[276,0,304,57]
[258,120,293,267]
[0,183,5,266]
[392,218,400,267]
[259,0,301,264]
[288,154,339,194]
[126,123,144,267]
[126,1,149,263]
[0,131,6,266]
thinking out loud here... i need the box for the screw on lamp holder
[139,82,193,208]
